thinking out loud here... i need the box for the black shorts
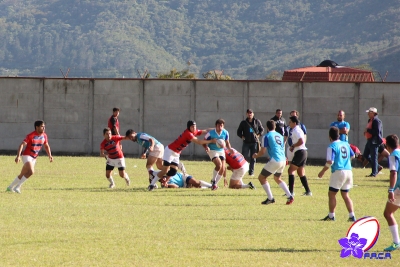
[291,150,307,167]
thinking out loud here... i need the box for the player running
[6,120,53,194]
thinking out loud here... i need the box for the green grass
[0,156,395,266]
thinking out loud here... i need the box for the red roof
[282,66,374,82]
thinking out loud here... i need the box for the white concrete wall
[0,77,398,160]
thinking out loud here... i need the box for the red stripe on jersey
[225,148,246,169]
[22,131,48,159]
[100,136,124,159]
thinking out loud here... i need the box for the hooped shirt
[100,135,124,159]
[108,115,119,134]
[224,147,246,170]
[168,129,202,154]
[22,131,48,159]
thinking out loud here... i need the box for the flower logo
[338,233,367,258]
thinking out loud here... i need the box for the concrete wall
[0,77,398,159]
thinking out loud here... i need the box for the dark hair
[386,134,399,150]
[215,118,225,126]
[289,116,299,124]
[103,127,111,135]
[34,120,45,128]
[126,129,134,136]
[276,109,282,113]
[113,107,120,112]
[187,120,196,130]
[266,120,276,131]
[329,126,340,141]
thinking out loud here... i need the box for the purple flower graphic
[338,233,367,258]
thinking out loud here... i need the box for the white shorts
[263,159,286,174]
[389,188,400,207]
[163,146,180,165]
[208,150,225,161]
[148,143,164,159]
[106,157,126,168]
[22,155,36,165]
[230,162,249,181]
[329,170,353,190]
[286,146,294,161]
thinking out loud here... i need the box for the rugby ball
[216,139,226,148]
[346,216,380,252]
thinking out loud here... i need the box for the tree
[157,68,196,79]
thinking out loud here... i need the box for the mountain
[0,0,399,80]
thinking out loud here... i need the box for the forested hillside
[1,0,399,80]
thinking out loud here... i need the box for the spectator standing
[363,107,383,177]
[330,110,350,142]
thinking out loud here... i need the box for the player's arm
[289,137,304,152]
[388,170,397,202]
[339,126,349,135]
[166,183,179,188]
[253,147,266,159]
[318,160,332,178]
[199,128,214,135]
[43,143,53,162]
[192,136,216,145]
[15,141,26,163]
[225,139,234,153]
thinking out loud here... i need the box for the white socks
[9,176,21,189]
[389,225,400,244]
[200,180,212,188]
[107,176,115,185]
[262,183,273,199]
[279,181,291,197]
[14,176,27,190]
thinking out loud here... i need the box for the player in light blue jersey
[383,134,400,251]
[253,120,293,205]
[157,162,212,189]
[330,110,350,142]
[128,130,164,183]
[203,119,233,190]
[318,126,355,222]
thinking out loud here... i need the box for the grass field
[0,155,396,266]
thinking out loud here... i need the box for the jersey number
[340,146,347,159]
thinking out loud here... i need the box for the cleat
[211,183,218,191]
[148,185,156,191]
[283,192,295,197]
[148,170,155,184]
[125,178,130,186]
[365,174,375,177]
[6,187,13,192]
[302,191,313,196]
[261,198,275,205]
[286,196,294,205]
[248,182,256,190]
[384,242,400,252]
[321,215,335,221]
[109,183,115,189]
[378,165,383,173]
[348,216,356,222]
[13,187,21,194]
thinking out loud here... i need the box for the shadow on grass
[220,248,326,253]
[35,187,148,192]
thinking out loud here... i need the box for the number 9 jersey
[326,141,355,173]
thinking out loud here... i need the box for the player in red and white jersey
[100,128,135,188]
[224,147,255,189]
[148,120,216,191]
[108,107,120,135]
[6,120,53,194]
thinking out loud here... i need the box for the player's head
[275,109,282,118]
[34,120,45,133]
[290,110,299,118]
[386,134,399,152]
[187,120,196,132]
[337,110,345,121]
[329,126,340,141]
[103,127,112,139]
[215,119,225,128]
[266,120,276,131]
[112,107,120,116]
[125,129,136,141]
[288,116,299,128]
